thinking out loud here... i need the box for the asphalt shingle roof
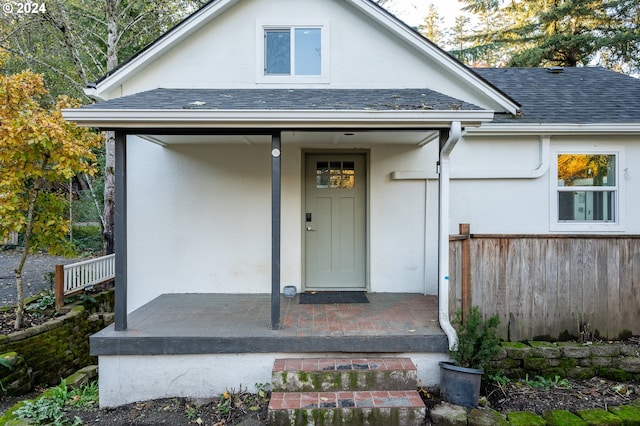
[82,88,483,112]
[474,67,640,124]
[83,67,640,125]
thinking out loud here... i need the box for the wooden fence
[449,224,640,342]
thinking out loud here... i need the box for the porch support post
[114,130,128,331]
[271,132,281,329]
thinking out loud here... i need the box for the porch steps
[268,357,426,425]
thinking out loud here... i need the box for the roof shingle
[83,88,483,112]
[82,67,640,126]
[474,67,640,124]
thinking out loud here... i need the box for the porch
[91,293,447,356]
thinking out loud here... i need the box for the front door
[304,154,366,290]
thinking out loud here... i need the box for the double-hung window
[552,150,623,231]
[258,22,328,82]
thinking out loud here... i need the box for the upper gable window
[265,28,321,76]
[257,22,329,83]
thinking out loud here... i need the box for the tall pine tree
[458,0,640,72]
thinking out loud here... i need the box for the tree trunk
[103,131,116,254]
[103,0,119,255]
[14,187,39,330]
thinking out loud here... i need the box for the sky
[384,0,466,27]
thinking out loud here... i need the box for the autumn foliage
[0,66,102,328]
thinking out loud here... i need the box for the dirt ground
[0,376,637,425]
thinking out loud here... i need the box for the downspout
[438,121,461,350]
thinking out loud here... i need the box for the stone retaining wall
[0,291,113,395]
[492,341,640,381]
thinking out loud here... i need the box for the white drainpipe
[438,121,461,351]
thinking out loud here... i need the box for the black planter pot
[439,361,483,408]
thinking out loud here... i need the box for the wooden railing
[55,254,115,309]
[449,224,640,342]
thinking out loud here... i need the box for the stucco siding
[125,133,639,310]
[126,136,439,311]
[104,0,501,111]
[447,134,639,235]
[98,352,449,407]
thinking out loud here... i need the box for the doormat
[299,291,369,304]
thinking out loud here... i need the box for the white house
[63,0,640,407]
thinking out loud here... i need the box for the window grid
[316,161,355,189]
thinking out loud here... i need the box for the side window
[264,27,321,76]
[552,151,622,231]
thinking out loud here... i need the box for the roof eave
[466,122,640,135]
[62,108,495,129]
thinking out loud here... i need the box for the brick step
[272,357,418,392]
[268,390,426,426]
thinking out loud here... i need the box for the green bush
[451,306,501,370]
[71,225,102,253]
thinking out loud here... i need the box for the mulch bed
[0,308,60,335]
[484,376,640,415]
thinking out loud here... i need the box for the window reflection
[317,160,355,189]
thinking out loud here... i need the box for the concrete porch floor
[91,293,448,356]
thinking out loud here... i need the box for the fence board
[448,240,462,309]
[594,242,609,339]
[618,241,633,339]
[569,239,584,334]
[530,239,545,339]
[582,240,596,334]
[450,234,640,341]
[607,244,621,338]
[556,238,573,337]
[544,239,559,339]
[631,243,640,337]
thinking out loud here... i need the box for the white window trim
[256,20,330,84]
[550,146,625,232]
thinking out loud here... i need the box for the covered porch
[91,293,447,355]
[62,89,496,372]
[62,90,498,406]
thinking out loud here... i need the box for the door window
[316,160,355,189]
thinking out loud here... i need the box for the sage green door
[304,154,366,290]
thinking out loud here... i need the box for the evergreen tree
[458,0,640,72]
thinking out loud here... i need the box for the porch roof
[62,88,494,130]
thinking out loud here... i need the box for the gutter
[438,121,461,351]
[61,108,494,129]
[391,135,550,181]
